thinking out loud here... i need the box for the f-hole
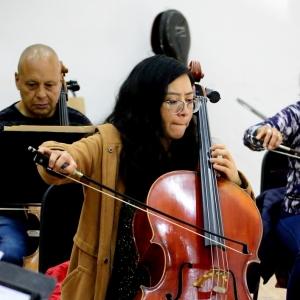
[165,262,192,300]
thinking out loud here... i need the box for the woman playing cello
[37,55,256,300]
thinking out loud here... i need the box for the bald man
[0,44,92,266]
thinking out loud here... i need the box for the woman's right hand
[256,125,282,150]
[38,146,77,175]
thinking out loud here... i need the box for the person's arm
[243,121,270,151]
[209,143,255,200]
[253,125,282,150]
[209,144,242,186]
[243,102,300,151]
[238,170,255,201]
[37,131,102,185]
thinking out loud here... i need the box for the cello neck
[195,84,224,247]
[59,84,69,126]
[59,62,70,126]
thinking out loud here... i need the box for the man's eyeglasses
[164,97,201,114]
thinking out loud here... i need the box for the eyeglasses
[164,97,201,114]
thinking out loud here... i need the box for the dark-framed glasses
[164,97,201,114]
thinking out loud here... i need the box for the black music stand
[0,125,93,206]
[0,261,56,300]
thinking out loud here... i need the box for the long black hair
[105,55,198,200]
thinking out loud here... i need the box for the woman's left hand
[209,144,242,186]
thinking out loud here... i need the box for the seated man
[0,44,92,266]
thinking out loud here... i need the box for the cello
[27,58,262,297]
[22,62,77,271]
[58,62,81,126]
[132,61,263,299]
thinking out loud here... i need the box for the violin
[131,61,263,299]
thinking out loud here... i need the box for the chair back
[248,150,289,299]
[260,150,289,193]
[67,97,86,115]
[38,183,84,273]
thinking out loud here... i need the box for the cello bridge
[193,269,229,294]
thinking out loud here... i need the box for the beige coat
[37,123,255,300]
[38,124,124,300]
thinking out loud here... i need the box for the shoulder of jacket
[95,123,121,143]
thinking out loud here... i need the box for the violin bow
[236,98,268,121]
[28,146,249,254]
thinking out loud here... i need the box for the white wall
[1,0,300,196]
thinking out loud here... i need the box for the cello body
[132,62,263,299]
[133,171,262,300]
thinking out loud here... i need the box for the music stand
[0,125,94,206]
[0,261,56,300]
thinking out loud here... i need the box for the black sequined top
[105,202,149,299]
[105,140,198,299]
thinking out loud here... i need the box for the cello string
[200,109,229,299]
[59,62,70,126]
[193,77,226,294]
[204,96,223,286]
[198,96,219,291]
[59,85,69,125]
[197,93,229,291]
[50,169,245,255]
